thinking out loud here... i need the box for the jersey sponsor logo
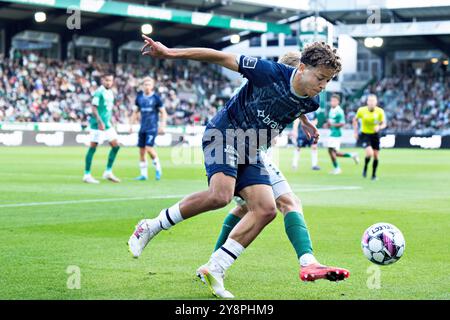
[257,109,282,130]
[243,56,258,69]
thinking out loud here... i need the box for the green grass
[0,146,449,300]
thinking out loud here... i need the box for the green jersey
[89,86,114,130]
[328,105,345,137]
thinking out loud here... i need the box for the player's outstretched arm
[141,35,239,72]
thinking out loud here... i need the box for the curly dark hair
[300,42,342,74]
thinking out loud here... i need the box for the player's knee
[276,194,301,214]
[231,205,248,218]
[255,204,277,223]
[208,192,233,209]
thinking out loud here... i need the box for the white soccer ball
[361,222,406,265]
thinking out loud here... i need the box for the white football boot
[128,219,161,258]
[103,171,121,183]
[196,262,234,299]
[331,167,342,175]
[352,153,360,165]
[83,174,100,184]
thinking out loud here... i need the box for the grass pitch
[0,146,449,299]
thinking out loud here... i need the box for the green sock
[85,147,97,174]
[213,213,241,252]
[106,146,120,171]
[343,153,352,158]
[284,211,313,259]
[332,159,339,169]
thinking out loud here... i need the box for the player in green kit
[83,73,121,184]
[326,94,359,174]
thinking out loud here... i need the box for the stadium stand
[0,50,235,127]
[345,71,449,134]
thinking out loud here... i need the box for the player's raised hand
[141,35,173,59]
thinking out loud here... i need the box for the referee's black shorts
[359,133,380,150]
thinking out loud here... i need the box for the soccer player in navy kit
[291,111,320,170]
[130,77,167,181]
[128,35,348,298]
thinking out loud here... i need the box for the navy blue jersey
[135,91,163,132]
[208,55,319,148]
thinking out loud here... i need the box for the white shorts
[327,137,341,151]
[89,128,118,144]
[233,150,293,206]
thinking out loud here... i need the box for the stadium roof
[0,0,301,50]
[0,0,448,55]
[321,6,450,57]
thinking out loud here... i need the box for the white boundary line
[0,186,361,208]
[0,195,186,208]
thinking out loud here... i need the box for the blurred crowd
[0,51,449,134]
[0,51,236,127]
[345,72,450,134]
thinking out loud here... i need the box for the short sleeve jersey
[90,85,114,130]
[328,105,345,137]
[208,55,320,148]
[355,106,385,134]
[135,91,163,132]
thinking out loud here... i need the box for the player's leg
[128,172,236,258]
[275,192,349,281]
[336,150,360,164]
[311,142,320,170]
[328,147,341,174]
[371,136,380,180]
[103,137,121,183]
[135,146,148,180]
[363,146,373,178]
[147,146,162,180]
[213,201,248,252]
[135,132,148,180]
[84,127,100,183]
[361,134,373,178]
[83,142,100,183]
[197,183,276,298]
[276,192,314,264]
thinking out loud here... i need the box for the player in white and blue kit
[291,111,320,170]
[130,77,167,180]
[128,37,349,298]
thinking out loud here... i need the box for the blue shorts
[138,131,157,148]
[202,126,271,196]
[297,136,314,148]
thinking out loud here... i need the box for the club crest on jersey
[243,56,258,69]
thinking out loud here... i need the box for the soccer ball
[361,222,405,265]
